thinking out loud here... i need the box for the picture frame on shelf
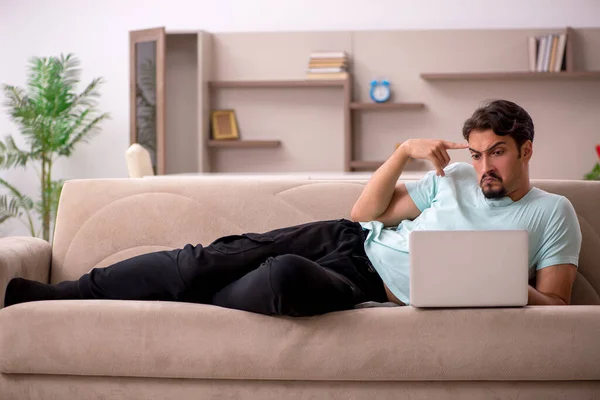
[211,109,239,140]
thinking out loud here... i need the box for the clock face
[373,86,389,101]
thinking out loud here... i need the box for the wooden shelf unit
[207,140,282,148]
[420,71,600,81]
[130,26,600,176]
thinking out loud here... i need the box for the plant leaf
[72,77,104,109]
[584,163,600,180]
[59,112,109,156]
[0,177,34,209]
[0,136,31,169]
[0,194,24,224]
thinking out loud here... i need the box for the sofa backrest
[51,178,600,305]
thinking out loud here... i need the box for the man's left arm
[528,263,577,305]
[529,196,582,306]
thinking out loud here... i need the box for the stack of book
[306,51,349,80]
[528,32,568,73]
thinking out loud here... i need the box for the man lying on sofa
[4,99,581,315]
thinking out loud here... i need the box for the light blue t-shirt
[359,162,582,305]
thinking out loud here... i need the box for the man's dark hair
[462,100,534,156]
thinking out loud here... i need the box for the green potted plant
[584,145,600,181]
[0,53,109,241]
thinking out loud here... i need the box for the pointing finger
[443,141,469,150]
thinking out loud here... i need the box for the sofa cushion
[1,300,600,381]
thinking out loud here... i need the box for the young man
[4,100,581,314]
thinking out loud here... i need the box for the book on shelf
[554,34,567,71]
[306,51,350,80]
[306,72,349,80]
[307,67,345,73]
[529,31,567,73]
[308,60,348,68]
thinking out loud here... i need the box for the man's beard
[480,173,507,199]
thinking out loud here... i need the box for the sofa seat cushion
[1,300,599,381]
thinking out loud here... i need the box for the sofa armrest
[0,237,51,308]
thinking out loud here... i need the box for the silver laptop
[409,230,529,308]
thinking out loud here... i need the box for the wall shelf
[208,79,348,89]
[207,140,282,148]
[420,71,600,81]
[350,102,425,110]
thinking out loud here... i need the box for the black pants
[78,219,387,317]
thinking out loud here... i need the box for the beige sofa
[0,177,599,400]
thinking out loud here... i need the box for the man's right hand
[399,139,469,177]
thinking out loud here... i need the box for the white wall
[0,0,599,237]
